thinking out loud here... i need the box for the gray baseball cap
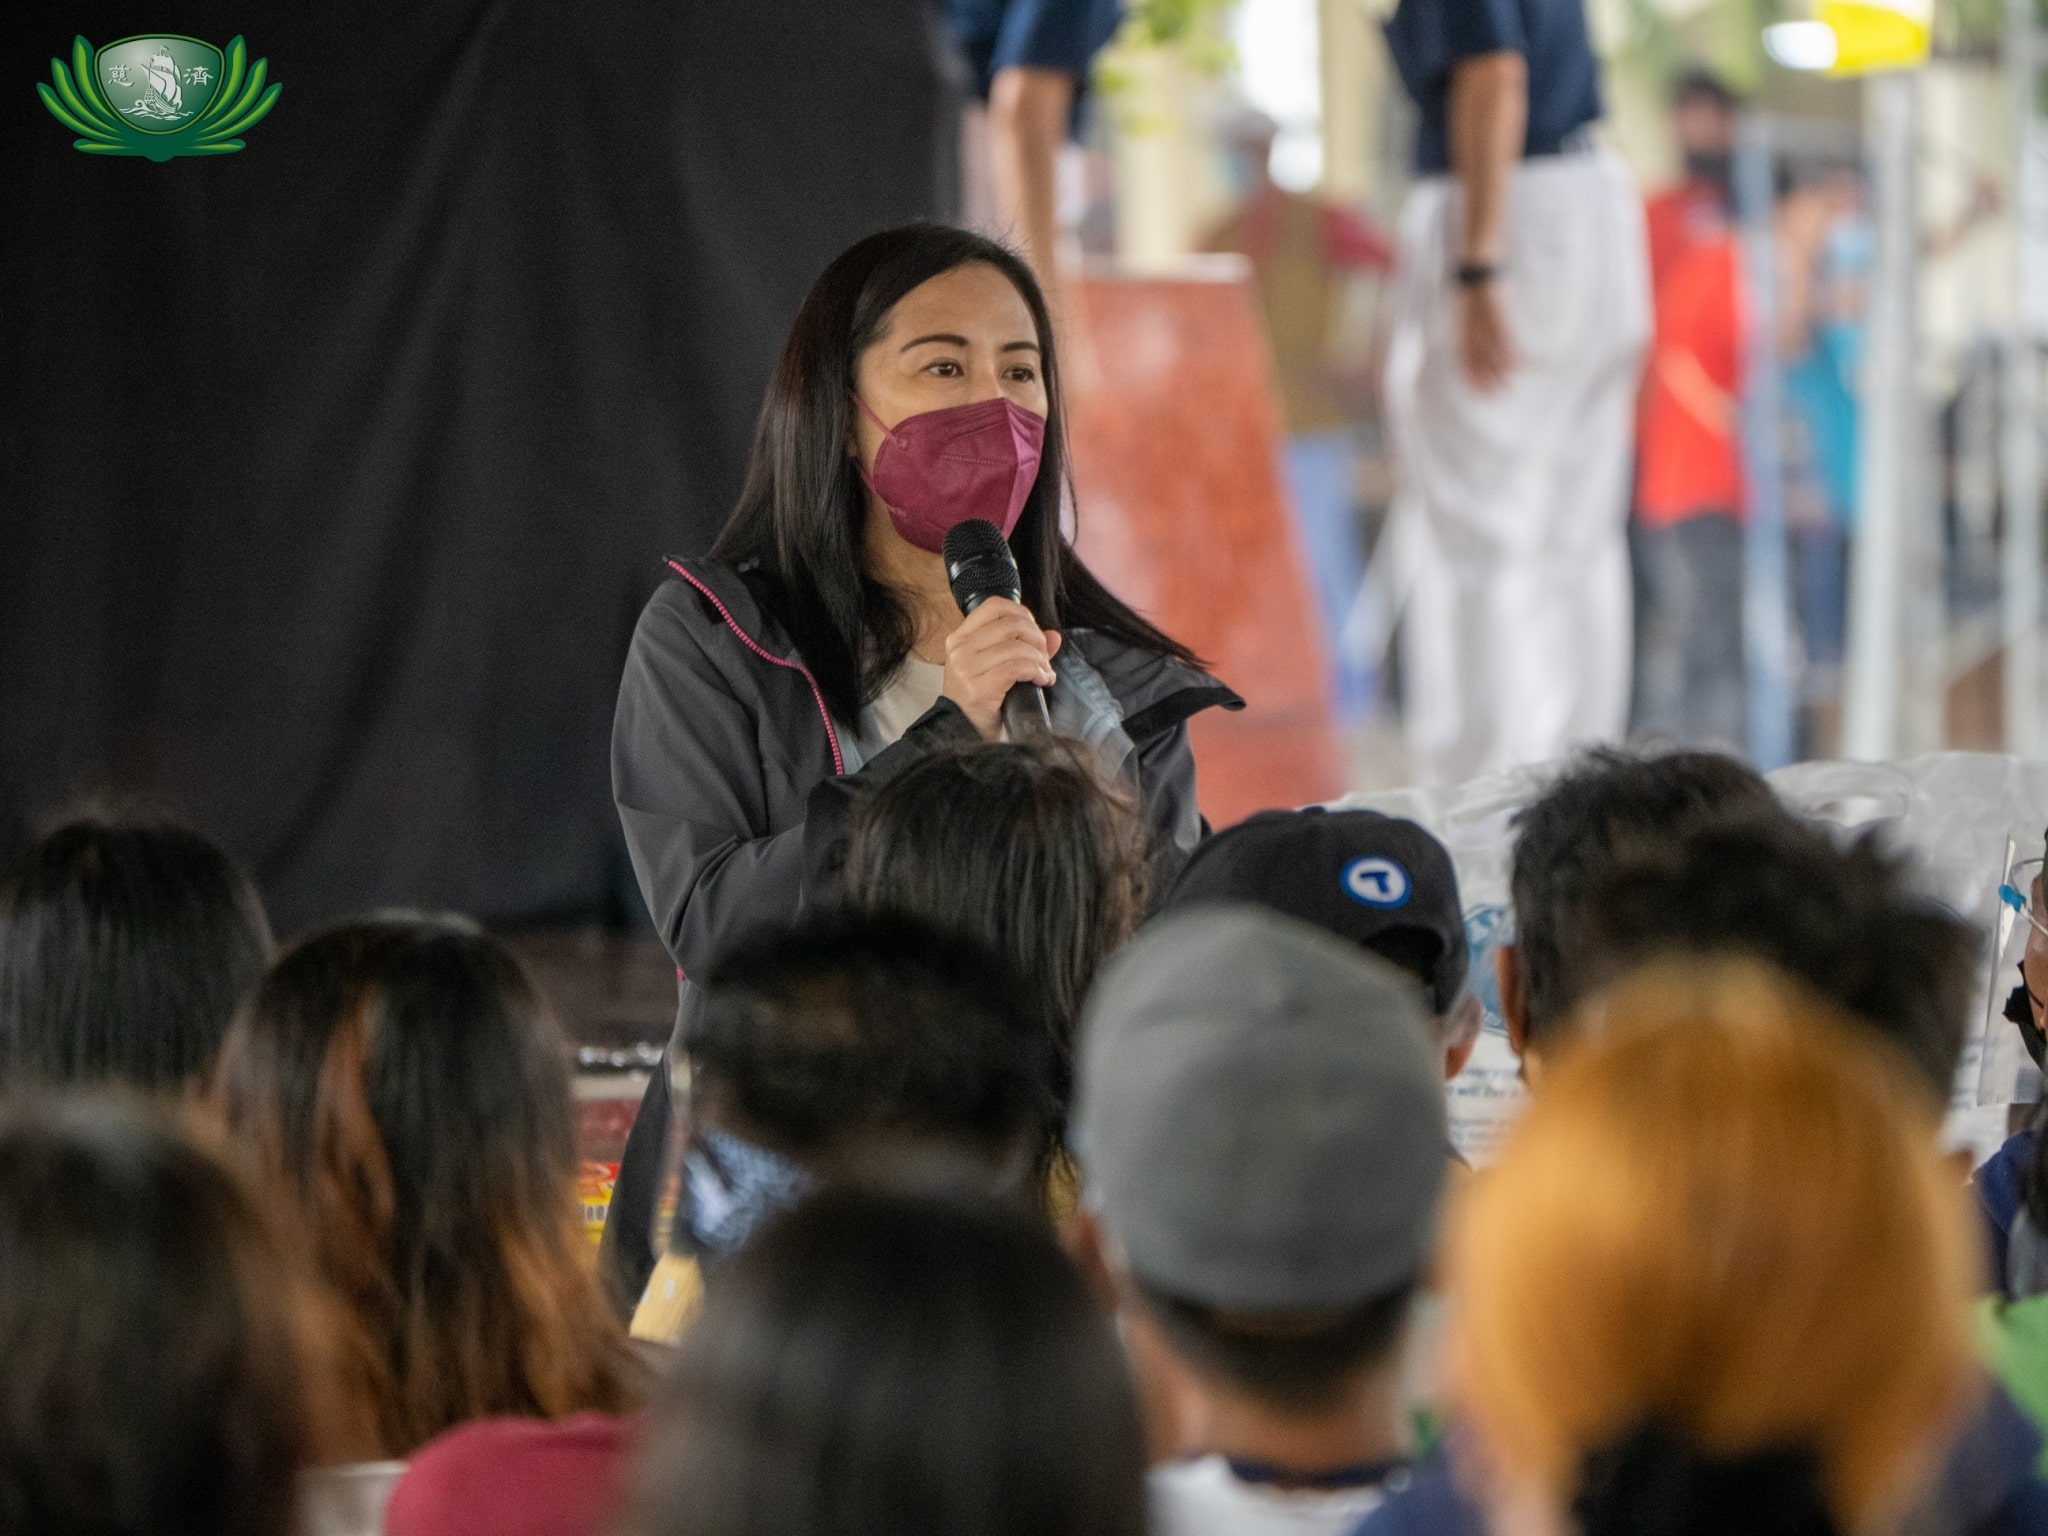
[1072,905,1448,1311]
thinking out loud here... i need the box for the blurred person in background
[1163,806,1482,1081]
[1777,165,1868,713]
[214,916,642,1470]
[1642,70,1737,291]
[841,736,1149,1150]
[1630,71,1745,752]
[605,222,1234,1307]
[949,0,1121,298]
[1976,839,2048,1462]
[1442,963,1980,1536]
[1203,111,1395,720]
[629,910,1054,1343]
[0,1098,334,1536]
[625,1188,1149,1536]
[1071,906,1447,1535]
[1380,0,1650,783]
[1493,745,1778,1069]
[0,812,272,1093]
[1775,162,1993,741]
[1977,829,2048,1296]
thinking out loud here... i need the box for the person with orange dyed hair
[1445,962,1979,1536]
[214,915,643,1472]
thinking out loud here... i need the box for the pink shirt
[384,1412,640,1536]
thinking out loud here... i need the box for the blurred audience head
[1073,907,1445,1442]
[1505,747,1777,1062]
[1671,67,1739,172]
[1450,962,1976,1536]
[0,812,272,1092]
[214,913,636,1457]
[1565,814,1976,1107]
[627,1187,1147,1536]
[843,737,1147,1117]
[1217,107,1280,194]
[1165,806,1479,1078]
[0,1097,316,1536]
[678,909,1054,1258]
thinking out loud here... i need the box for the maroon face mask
[853,394,1046,552]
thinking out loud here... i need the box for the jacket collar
[667,555,1244,735]
[666,556,789,652]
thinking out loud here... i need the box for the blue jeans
[1282,431,1374,719]
[1631,512,1746,752]
[1793,522,1847,678]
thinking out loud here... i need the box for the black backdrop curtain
[0,1,959,931]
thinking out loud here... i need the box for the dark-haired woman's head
[712,222,1193,723]
[628,1188,1149,1536]
[0,813,272,1092]
[841,738,1147,1117]
[0,1097,315,1536]
[213,914,637,1456]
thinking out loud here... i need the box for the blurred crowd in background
[1013,0,2015,774]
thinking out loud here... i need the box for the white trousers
[1383,150,1650,785]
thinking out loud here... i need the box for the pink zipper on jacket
[666,559,846,776]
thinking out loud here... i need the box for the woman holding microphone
[602,223,1237,1306]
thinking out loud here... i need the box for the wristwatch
[1453,260,1499,287]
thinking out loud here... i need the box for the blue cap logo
[1341,856,1411,909]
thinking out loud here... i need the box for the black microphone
[942,519,1052,734]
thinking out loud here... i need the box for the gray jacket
[599,554,1240,1302]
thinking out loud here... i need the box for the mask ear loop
[846,394,907,515]
[849,393,899,441]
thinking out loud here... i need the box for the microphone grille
[943,517,1010,568]
[943,519,1022,614]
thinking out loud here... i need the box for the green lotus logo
[37,35,280,160]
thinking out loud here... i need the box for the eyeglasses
[1999,857,2048,943]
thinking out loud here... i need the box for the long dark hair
[842,739,1146,1120]
[0,1097,315,1536]
[0,812,273,1091]
[712,222,1199,724]
[628,1188,1149,1536]
[213,914,638,1456]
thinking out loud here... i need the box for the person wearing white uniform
[1067,908,1448,1536]
[1381,0,1649,783]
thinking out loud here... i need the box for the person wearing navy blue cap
[1163,806,1482,1081]
[1379,0,1650,786]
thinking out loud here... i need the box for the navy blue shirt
[1353,1397,2048,1536]
[1979,1129,2037,1298]
[947,0,1122,101]
[1382,0,1602,175]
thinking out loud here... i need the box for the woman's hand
[942,597,1060,740]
